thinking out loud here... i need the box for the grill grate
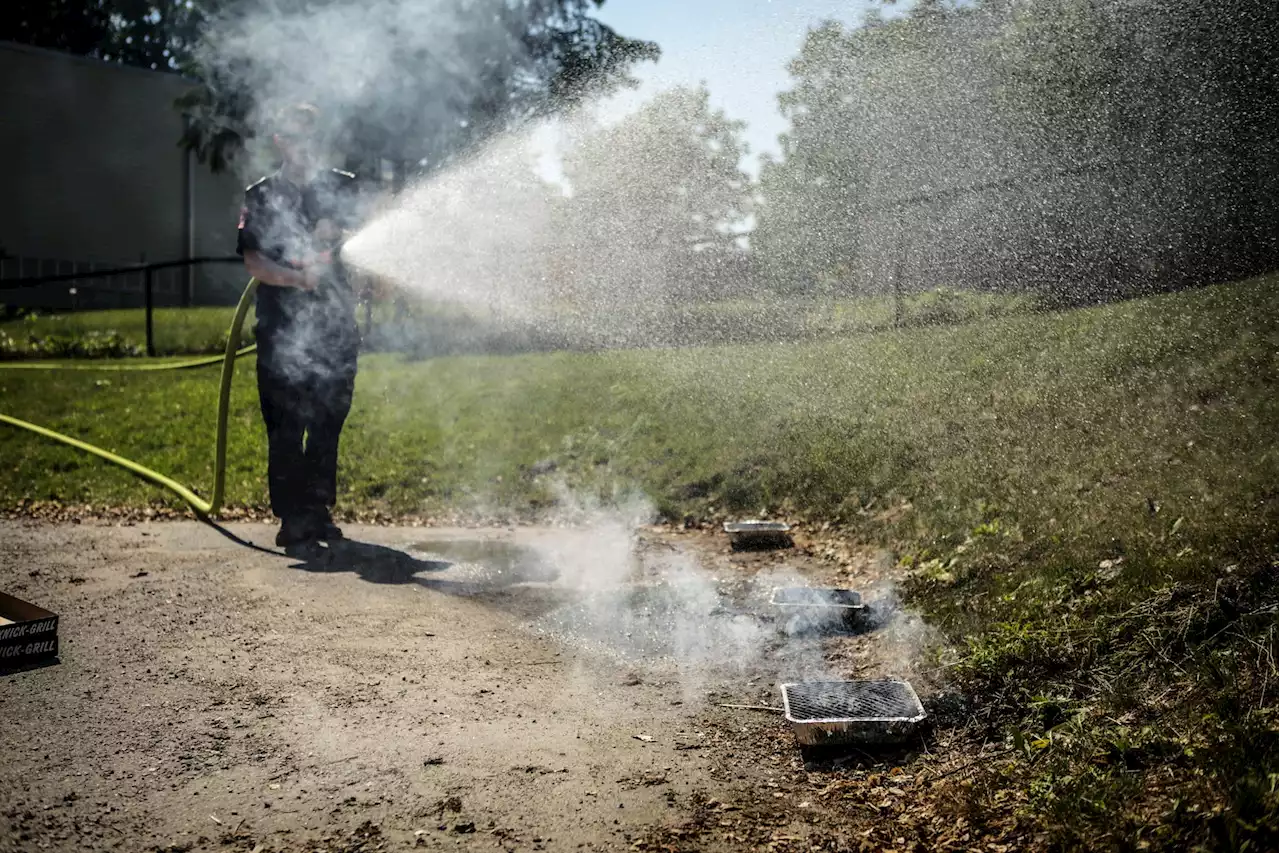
[782,680,922,721]
[780,681,926,746]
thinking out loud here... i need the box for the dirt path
[0,519,952,853]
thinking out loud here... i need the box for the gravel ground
[0,519,949,853]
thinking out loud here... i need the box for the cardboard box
[0,591,59,672]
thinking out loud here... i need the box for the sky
[592,0,877,174]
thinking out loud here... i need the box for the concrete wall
[0,41,247,307]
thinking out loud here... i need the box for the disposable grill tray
[723,520,792,550]
[771,586,867,633]
[780,680,926,746]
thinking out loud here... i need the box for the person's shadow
[202,520,573,619]
[203,519,457,584]
[286,538,453,585]
[281,537,570,619]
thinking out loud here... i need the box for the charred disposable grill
[780,680,926,746]
[771,586,867,633]
[723,520,792,550]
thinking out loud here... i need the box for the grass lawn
[1,287,1032,359]
[0,275,1272,543]
[0,273,1275,848]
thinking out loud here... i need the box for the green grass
[0,277,1271,535]
[0,307,257,358]
[654,287,1038,346]
[0,274,1275,849]
[1,286,1033,359]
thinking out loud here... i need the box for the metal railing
[1,256,243,356]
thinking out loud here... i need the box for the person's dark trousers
[256,348,356,525]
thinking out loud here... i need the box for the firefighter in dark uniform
[236,103,364,548]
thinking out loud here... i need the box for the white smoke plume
[515,491,942,704]
[199,0,528,182]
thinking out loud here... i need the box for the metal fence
[0,256,243,356]
[0,255,199,313]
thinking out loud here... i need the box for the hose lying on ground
[0,278,259,518]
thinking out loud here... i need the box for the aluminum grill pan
[780,680,926,746]
[770,587,868,634]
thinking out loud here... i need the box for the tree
[753,0,1277,302]
[178,0,659,176]
[552,85,753,318]
[1,0,204,70]
[753,22,868,294]
[0,0,657,178]
[985,0,1278,289]
[753,14,953,296]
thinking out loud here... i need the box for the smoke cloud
[199,0,528,182]
[195,0,951,697]
[515,491,944,704]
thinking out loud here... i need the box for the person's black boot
[310,508,345,541]
[275,517,315,548]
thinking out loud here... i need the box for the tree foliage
[553,85,753,308]
[0,0,201,70]
[753,22,873,293]
[754,0,1278,300]
[0,0,658,177]
[180,0,659,176]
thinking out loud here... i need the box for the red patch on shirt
[237,207,247,229]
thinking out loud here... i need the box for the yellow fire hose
[0,278,259,519]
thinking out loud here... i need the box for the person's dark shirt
[236,168,362,371]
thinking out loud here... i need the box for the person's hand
[294,266,322,292]
[306,265,328,291]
